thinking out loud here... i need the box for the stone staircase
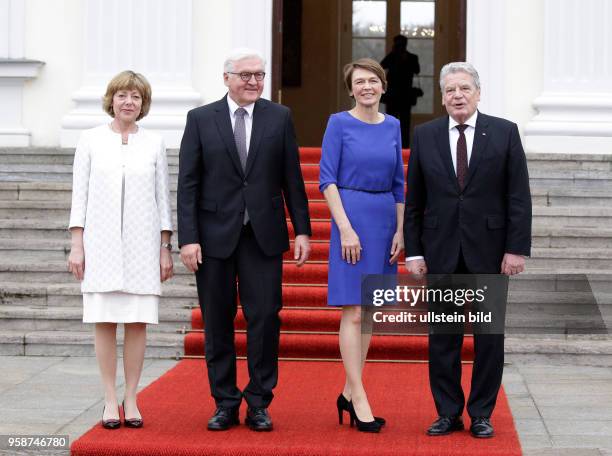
[0,148,611,361]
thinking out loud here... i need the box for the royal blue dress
[319,111,405,306]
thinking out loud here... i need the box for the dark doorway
[272,0,466,147]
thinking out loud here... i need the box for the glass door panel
[401,0,435,114]
[352,0,387,62]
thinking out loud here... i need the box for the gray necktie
[234,107,249,224]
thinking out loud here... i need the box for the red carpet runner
[71,147,521,455]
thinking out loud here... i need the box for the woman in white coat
[68,71,173,429]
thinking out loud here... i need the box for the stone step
[3,181,611,208]
[0,218,70,240]
[1,328,610,359]
[0,301,608,340]
[0,329,184,357]
[526,248,612,269]
[0,237,612,270]
[1,274,611,310]
[0,271,612,309]
[2,200,611,226]
[1,148,610,166]
[525,152,612,172]
[0,248,611,284]
[530,187,612,207]
[0,150,74,165]
[504,335,612,367]
[531,226,612,248]
[2,156,611,181]
[2,219,611,250]
[528,169,612,190]
[0,282,199,308]
[4,173,612,192]
[0,305,191,333]
[0,148,181,166]
[530,206,612,227]
[505,301,612,334]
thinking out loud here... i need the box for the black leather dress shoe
[245,407,273,431]
[470,417,494,438]
[426,416,464,436]
[207,407,240,431]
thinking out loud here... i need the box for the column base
[525,135,612,155]
[0,60,44,148]
[0,128,31,147]
[525,93,612,154]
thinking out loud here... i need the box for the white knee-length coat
[69,125,173,295]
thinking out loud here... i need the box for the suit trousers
[195,223,283,409]
[428,251,505,418]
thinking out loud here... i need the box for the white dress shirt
[448,110,478,174]
[227,95,255,154]
[406,110,479,263]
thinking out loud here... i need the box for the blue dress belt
[337,185,391,194]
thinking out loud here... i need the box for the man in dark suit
[381,34,420,148]
[404,62,531,438]
[177,48,311,432]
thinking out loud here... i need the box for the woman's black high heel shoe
[122,400,143,428]
[336,394,386,426]
[102,406,121,430]
[347,401,382,433]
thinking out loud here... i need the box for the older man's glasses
[227,72,266,82]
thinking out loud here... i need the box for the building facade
[0,0,610,154]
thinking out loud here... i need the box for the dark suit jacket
[404,112,532,274]
[177,95,311,259]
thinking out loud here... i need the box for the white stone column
[0,0,43,147]
[231,0,273,100]
[60,0,201,148]
[525,0,612,154]
[466,0,506,118]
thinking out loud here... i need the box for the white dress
[69,127,173,324]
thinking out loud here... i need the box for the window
[352,1,387,62]
[401,0,435,114]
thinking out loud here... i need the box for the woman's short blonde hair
[343,58,387,95]
[102,70,152,121]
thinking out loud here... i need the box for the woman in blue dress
[319,58,405,433]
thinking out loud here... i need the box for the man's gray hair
[439,62,481,93]
[224,48,266,73]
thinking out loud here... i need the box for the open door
[272,0,466,146]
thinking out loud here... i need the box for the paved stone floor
[0,356,611,455]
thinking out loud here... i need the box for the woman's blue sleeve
[319,114,342,193]
[392,118,405,203]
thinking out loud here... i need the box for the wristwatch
[161,242,172,251]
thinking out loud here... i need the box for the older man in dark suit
[404,62,531,438]
[177,48,311,432]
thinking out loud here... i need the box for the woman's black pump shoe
[122,401,143,428]
[347,401,382,433]
[102,406,121,430]
[336,394,386,426]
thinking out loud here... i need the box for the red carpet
[71,360,521,456]
[185,308,475,361]
[71,147,521,455]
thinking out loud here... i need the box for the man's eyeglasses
[227,72,266,82]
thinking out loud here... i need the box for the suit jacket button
[243,181,248,187]
[459,195,464,201]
